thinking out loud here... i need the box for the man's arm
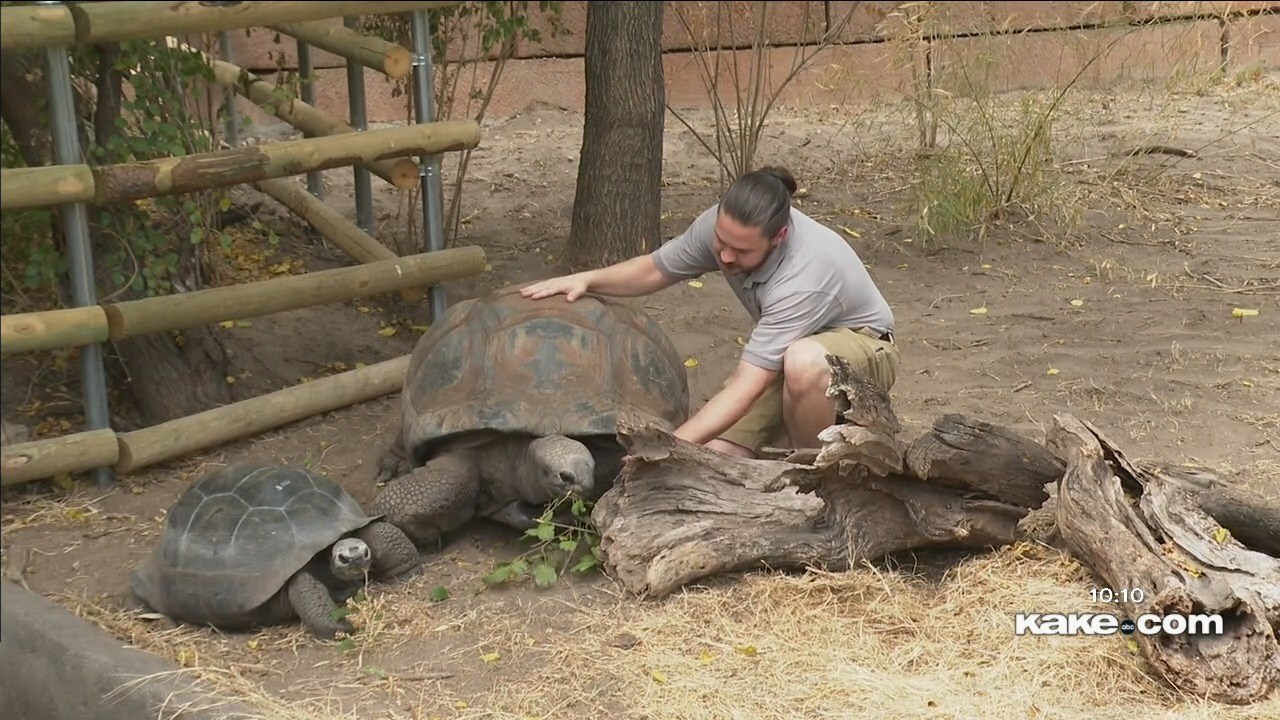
[585,254,677,296]
[521,253,676,301]
[523,206,720,302]
[672,359,778,446]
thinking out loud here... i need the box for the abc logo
[1120,619,1136,635]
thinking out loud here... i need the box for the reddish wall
[221,1,1279,126]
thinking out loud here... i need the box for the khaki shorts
[718,327,900,453]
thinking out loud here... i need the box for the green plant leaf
[430,585,450,602]
[571,553,600,574]
[534,521,555,542]
[483,565,513,586]
[532,561,557,588]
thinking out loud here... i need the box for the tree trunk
[85,44,231,428]
[1048,414,1280,705]
[0,50,52,168]
[111,330,231,427]
[591,356,1064,598]
[567,1,665,268]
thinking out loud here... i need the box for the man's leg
[780,329,899,447]
[711,377,784,459]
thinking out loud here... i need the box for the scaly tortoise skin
[130,463,419,640]
[371,286,690,548]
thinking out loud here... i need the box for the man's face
[713,211,782,275]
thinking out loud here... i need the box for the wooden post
[0,165,96,210]
[202,53,419,189]
[0,306,109,357]
[114,355,411,474]
[1,429,120,486]
[269,20,413,79]
[251,177,425,300]
[0,1,462,50]
[89,119,479,206]
[101,246,486,341]
[252,178,393,265]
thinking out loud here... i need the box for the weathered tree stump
[1048,413,1280,705]
[591,356,1065,598]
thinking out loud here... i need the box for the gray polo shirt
[652,204,894,371]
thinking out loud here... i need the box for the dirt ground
[3,68,1279,720]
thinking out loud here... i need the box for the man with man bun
[521,165,899,458]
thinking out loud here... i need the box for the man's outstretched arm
[521,253,676,301]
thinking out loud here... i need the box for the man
[520,165,899,458]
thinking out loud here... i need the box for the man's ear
[771,226,789,247]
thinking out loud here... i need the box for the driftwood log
[591,356,1065,598]
[589,354,1280,705]
[1049,414,1280,705]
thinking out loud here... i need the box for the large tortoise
[371,286,689,548]
[130,463,420,640]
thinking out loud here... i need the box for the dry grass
[518,545,1280,720]
[54,538,1280,719]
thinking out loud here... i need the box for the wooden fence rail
[0,1,460,50]
[0,246,486,357]
[0,120,479,211]
[270,20,414,80]
[205,54,421,189]
[0,0,478,488]
[1,355,411,485]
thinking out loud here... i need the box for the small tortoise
[130,463,419,640]
[372,286,689,548]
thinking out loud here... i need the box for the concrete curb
[0,580,257,720]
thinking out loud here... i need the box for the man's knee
[781,338,832,393]
[783,331,900,394]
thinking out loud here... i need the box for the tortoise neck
[471,435,544,497]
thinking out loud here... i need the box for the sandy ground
[2,69,1278,719]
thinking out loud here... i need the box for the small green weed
[484,496,604,589]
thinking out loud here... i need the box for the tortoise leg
[488,500,541,530]
[370,452,479,551]
[374,432,411,486]
[287,569,354,640]
[356,520,421,579]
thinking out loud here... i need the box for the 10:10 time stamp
[1091,587,1146,603]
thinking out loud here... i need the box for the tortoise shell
[129,464,376,627]
[401,286,690,461]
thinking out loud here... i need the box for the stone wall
[221,1,1279,125]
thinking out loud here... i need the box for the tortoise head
[528,435,596,499]
[330,537,373,582]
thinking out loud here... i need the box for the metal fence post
[41,11,114,488]
[411,9,447,323]
[344,16,374,234]
[297,41,324,198]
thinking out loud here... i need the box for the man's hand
[520,273,591,302]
